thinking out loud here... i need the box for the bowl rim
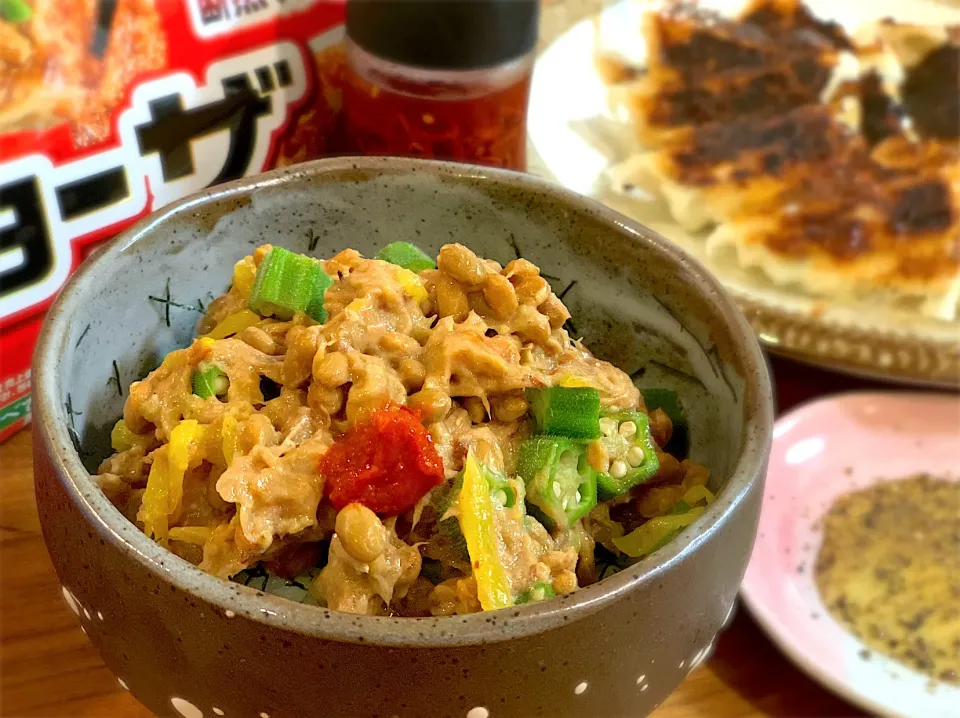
[33,156,773,647]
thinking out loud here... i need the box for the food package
[0,0,349,442]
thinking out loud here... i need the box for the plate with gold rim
[528,0,960,387]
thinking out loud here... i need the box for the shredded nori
[594,544,634,580]
[234,564,270,591]
[420,557,443,585]
[259,376,282,402]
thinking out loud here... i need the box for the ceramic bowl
[32,157,773,718]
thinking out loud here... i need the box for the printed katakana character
[135,74,273,187]
[0,176,53,298]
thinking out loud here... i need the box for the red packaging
[0,0,349,442]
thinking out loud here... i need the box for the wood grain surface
[0,357,876,717]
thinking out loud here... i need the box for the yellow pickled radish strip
[557,375,595,389]
[168,526,214,545]
[221,414,238,466]
[345,297,369,313]
[682,485,715,506]
[232,257,257,296]
[612,507,705,558]
[205,309,260,340]
[166,420,206,516]
[139,447,171,544]
[393,267,428,303]
[459,452,513,611]
[139,419,208,544]
[110,419,137,452]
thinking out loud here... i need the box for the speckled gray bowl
[33,157,773,718]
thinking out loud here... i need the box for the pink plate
[741,392,960,718]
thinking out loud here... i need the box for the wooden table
[0,356,876,717]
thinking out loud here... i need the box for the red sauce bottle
[343,0,539,171]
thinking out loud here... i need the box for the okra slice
[376,241,436,273]
[526,386,601,439]
[192,364,228,399]
[594,411,659,499]
[248,246,333,322]
[518,436,598,532]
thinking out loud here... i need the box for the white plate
[740,392,960,718]
[528,0,960,387]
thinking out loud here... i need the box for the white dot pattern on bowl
[225,610,236,618]
[260,712,270,718]
[118,678,128,691]
[171,697,203,718]
[212,710,224,717]
[574,682,588,695]
[97,610,104,621]
[690,639,715,670]
[636,674,646,685]
[641,684,649,692]
[61,586,80,616]
[723,602,736,626]
[466,708,489,718]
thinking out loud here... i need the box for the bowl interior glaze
[35,157,771,645]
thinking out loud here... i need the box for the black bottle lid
[346,0,539,71]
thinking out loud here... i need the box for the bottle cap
[346,0,539,71]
